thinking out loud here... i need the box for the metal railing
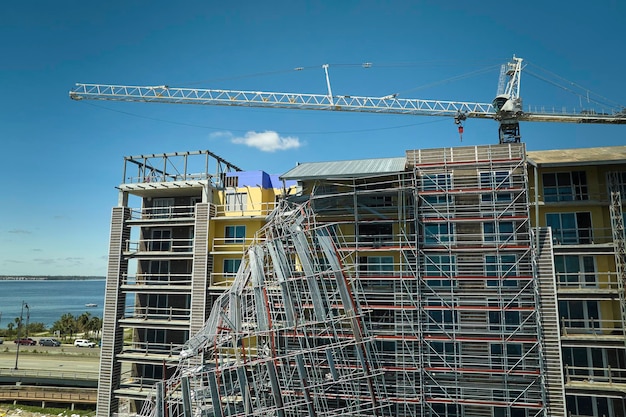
[121,341,184,357]
[560,318,624,337]
[125,238,194,254]
[122,273,192,286]
[556,271,620,291]
[122,306,190,322]
[565,364,626,385]
[130,205,196,221]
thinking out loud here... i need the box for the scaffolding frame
[135,144,548,417]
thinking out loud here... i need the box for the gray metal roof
[281,157,407,180]
[527,145,626,167]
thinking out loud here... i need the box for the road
[0,342,100,374]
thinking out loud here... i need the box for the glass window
[486,254,518,287]
[150,229,171,251]
[225,192,247,211]
[225,225,246,244]
[365,256,394,274]
[489,301,520,331]
[424,223,454,245]
[429,341,456,365]
[426,301,456,331]
[555,255,596,287]
[480,170,512,202]
[546,212,592,244]
[424,254,456,287]
[558,300,599,329]
[223,259,242,276]
[542,171,588,202]
[421,172,452,205]
[358,223,393,245]
[148,260,170,283]
[483,221,515,242]
[150,198,175,219]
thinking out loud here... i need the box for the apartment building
[98,151,291,417]
[527,146,626,416]
[101,144,626,417]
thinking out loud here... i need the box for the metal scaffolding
[135,144,548,417]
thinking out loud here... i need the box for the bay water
[0,279,105,328]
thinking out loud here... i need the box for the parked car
[74,339,96,348]
[14,337,36,346]
[39,338,61,347]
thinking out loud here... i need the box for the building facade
[100,144,626,417]
[97,151,290,417]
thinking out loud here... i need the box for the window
[430,403,459,417]
[225,192,247,211]
[542,171,588,202]
[558,300,599,329]
[546,212,592,244]
[424,223,454,245]
[555,255,596,287]
[490,343,523,365]
[363,256,394,275]
[421,172,452,205]
[150,198,175,219]
[225,225,246,244]
[483,221,515,243]
[148,260,170,283]
[566,395,609,417]
[358,223,393,246]
[485,254,518,287]
[428,341,456,366]
[150,229,171,251]
[145,328,168,351]
[424,254,456,287]
[488,301,520,332]
[223,259,242,278]
[426,301,456,331]
[480,170,512,202]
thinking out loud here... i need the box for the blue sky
[1,0,624,276]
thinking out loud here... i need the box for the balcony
[565,365,626,394]
[125,238,194,256]
[213,201,278,217]
[560,318,624,342]
[118,340,185,359]
[128,205,197,222]
[121,274,192,292]
[119,305,191,326]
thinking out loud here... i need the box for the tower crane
[69,56,626,144]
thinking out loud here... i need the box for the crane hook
[454,111,467,142]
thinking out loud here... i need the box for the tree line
[0,312,102,340]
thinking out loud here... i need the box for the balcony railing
[212,237,257,253]
[122,306,190,322]
[560,318,624,337]
[213,201,278,217]
[121,340,185,357]
[125,238,194,254]
[551,227,615,246]
[130,205,196,221]
[122,274,192,286]
[556,271,620,291]
[565,364,626,385]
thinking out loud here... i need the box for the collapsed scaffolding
[137,143,548,417]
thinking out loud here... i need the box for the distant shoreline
[0,276,105,281]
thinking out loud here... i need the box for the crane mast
[69,56,626,144]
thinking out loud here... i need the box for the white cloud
[231,131,301,152]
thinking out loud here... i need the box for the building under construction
[101,142,626,417]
